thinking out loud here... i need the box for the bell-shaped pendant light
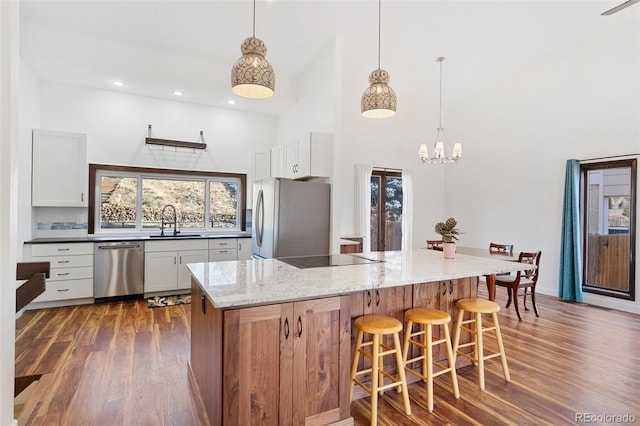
[231,0,275,99]
[361,0,396,118]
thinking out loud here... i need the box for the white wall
[442,5,640,312]
[18,60,39,252]
[39,82,276,174]
[1,0,20,424]
[31,81,278,237]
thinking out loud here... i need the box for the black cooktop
[278,254,383,269]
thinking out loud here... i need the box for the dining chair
[489,242,514,255]
[426,240,444,250]
[494,251,542,321]
[478,242,515,294]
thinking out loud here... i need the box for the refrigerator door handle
[255,189,264,247]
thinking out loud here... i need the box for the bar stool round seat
[452,298,510,391]
[355,314,403,334]
[402,308,460,412]
[350,314,411,426]
[457,298,501,314]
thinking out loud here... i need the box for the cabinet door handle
[297,315,303,338]
[375,289,380,306]
[57,260,70,264]
[201,294,206,315]
[57,248,70,251]
[442,282,447,296]
[284,317,290,340]
[57,288,69,292]
[238,242,242,250]
[366,290,372,308]
[219,250,228,254]
[219,242,228,246]
[449,281,454,294]
[174,256,177,265]
[57,272,70,276]
[81,192,84,202]
[179,256,182,264]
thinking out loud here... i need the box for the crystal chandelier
[418,57,462,164]
[231,0,275,99]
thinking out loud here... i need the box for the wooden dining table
[447,246,518,302]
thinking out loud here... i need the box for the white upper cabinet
[32,129,88,207]
[284,132,333,180]
[270,145,286,178]
[253,151,271,182]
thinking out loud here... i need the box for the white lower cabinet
[237,238,252,260]
[144,240,208,293]
[28,242,94,303]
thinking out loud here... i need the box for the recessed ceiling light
[111,80,126,87]
[227,99,236,105]
[173,90,184,96]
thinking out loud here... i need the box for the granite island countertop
[188,249,534,309]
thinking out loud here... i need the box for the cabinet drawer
[145,239,208,252]
[209,249,238,262]
[35,254,94,269]
[31,242,94,257]
[33,278,93,302]
[209,239,237,249]
[48,266,93,282]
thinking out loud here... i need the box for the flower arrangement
[434,217,461,243]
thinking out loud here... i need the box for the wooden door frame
[580,159,636,301]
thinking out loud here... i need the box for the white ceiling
[19,0,636,116]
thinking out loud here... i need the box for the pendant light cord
[438,57,444,129]
[252,0,256,37]
[377,0,381,69]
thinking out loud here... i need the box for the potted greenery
[435,217,461,259]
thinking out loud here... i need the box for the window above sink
[88,164,247,235]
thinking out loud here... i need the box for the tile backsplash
[34,207,88,238]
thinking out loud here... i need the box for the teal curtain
[558,159,583,302]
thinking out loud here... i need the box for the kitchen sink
[149,234,202,238]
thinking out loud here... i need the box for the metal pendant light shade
[231,37,275,99]
[361,69,397,118]
[361,0,396,118]
[231,0,275,99]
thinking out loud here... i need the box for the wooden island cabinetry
[190,282,352,426]
[188,250,529,425]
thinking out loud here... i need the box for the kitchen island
[187,250,533,426]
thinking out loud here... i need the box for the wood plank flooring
[15,289,640,425]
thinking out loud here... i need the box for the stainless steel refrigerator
[252,178,330,259]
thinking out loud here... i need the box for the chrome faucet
[160,204,179,236]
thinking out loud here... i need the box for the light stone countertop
[188,249,534,309]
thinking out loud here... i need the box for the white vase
[443,242,456,259]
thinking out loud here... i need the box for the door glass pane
[370,176,381,251]
[384,177,403,251]
[99,176,138,229]
[585,167,630,292]
[209,181,239,228]
[141,178,205,229]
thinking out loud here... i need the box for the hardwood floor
[15,289,640,425]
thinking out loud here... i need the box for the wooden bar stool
[350,315,412,426]
[452,298,510,390]
[402,308,460,412]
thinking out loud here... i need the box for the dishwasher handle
[98,244,142,250]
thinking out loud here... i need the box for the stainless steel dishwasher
[94,241,144,301]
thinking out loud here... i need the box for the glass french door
[370,169,403,252]
[581,159,636,300]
